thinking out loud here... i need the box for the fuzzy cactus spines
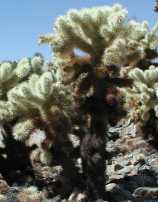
[8,72,72,135]
[40,4,158,74]
[40,4,153,200]
[0,54,74,167]
[0,55,43,98]
[122,65,158,151]
[123,66,158,123]
[0,55,44,127]
[0,3,157,201]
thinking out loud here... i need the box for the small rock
[0,180,9,194]
[108,173,125,182]
[114,164,124,171]
[132,154,145,165]
[118,165,135,175]
[150,159,158,174]
[133,187,158,199]
[106,183,119,192]
[106,183,133,201]
[6,191,19,202]
[150,158,158,166]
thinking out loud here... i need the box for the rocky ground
[0,120,158,201]
[106,121,158,202]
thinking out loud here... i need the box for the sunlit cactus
[12,119,35,141]
[0,101,16,122]
[122,66,158,123]
[40,4,158,86]
[0,53,73,166]
[0,55,44,100]
[0,3,158,202]
[40,4,151,200]
[9,71,71,125]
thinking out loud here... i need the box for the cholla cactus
[9,71,72,136]
[40,4,158,85]
[40,4,148,200]
[3,71,72,164]
[0,54,43,100]
[0,53,73,166]
[122,66,158,123]
[0,54,44,128]
[0,3,157,201]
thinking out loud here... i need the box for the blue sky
[0,0,157,61]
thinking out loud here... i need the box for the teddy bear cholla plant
[0,55,84,200]
[39,4,158,200]
[40,4,158,70]
[122,65,158,151]
[0,54,43,99]
[0,55,44,148]
[122,66,158,122]
[2,70,73,165]
[0,53,74,167]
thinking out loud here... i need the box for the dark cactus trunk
[80,77,107,200]
[81,115,106,200]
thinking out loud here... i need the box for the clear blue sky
[0,0,157,61]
